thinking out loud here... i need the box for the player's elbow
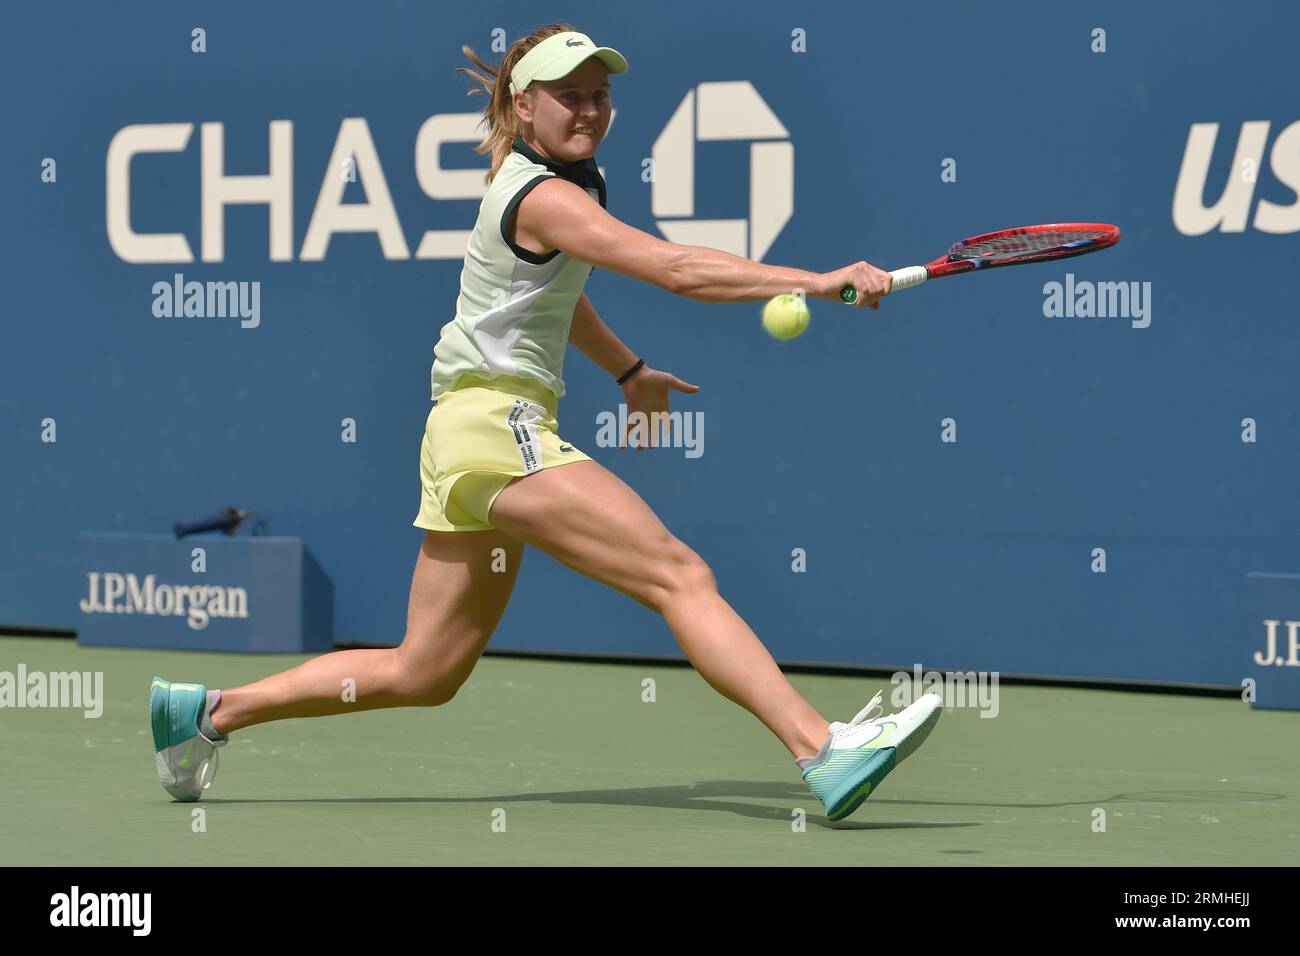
[661,266,688,298]
[659,245,730,303]
[660,245,696,299]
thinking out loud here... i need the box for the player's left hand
[619,365,700,450]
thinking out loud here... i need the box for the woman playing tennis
[149,22,942,823]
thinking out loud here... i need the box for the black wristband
[616,359,645,386]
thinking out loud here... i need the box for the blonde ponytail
[454,22,577,184]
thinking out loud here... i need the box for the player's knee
[405,673,462,707]
[390,649,470,707]
[648,539,717,610]
[682,551,718,596]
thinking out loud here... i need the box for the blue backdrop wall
[4,1,1299,684]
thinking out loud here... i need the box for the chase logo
[105,85,790,265]
[651,81,792,261]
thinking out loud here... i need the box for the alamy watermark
[1,665,103,718]
[49,886,150,935]
[152,273,260,328]
[595,404,703,458]
[1042,273,1151,328]
[890,664,1000,718]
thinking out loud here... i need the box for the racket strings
[951,229,1104,261]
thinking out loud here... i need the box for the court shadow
[863,789,1287,810]
[204,779,981,830]
[202,785,1285,829]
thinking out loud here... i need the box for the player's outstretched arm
[524,177,891,306]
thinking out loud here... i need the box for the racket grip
[888,266,929,292]
[838,265,928,303]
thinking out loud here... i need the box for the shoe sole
[824,748,896,822]
[824,702,942,822]
[894,699,942,765]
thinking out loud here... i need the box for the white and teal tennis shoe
[149,677,228,802]
[799,690,943,822]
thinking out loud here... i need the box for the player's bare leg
[488,459,831,757]
[209,530,524,734]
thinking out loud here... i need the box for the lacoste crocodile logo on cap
[565,39,586,47]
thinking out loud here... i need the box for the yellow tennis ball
[762,293,810,340]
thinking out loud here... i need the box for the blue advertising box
[1245,572,1300,712]
[76,533,333,653]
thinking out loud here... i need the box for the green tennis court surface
[1,636,1296,866]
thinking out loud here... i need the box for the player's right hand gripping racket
[839,223,1120,303]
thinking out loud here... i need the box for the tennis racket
[839,222,1120,303]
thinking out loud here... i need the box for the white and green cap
[509,31,628,95]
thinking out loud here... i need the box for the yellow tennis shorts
[413,371,594,532]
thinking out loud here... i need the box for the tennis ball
[762,293,810,340]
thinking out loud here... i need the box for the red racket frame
[926,222,1121,279]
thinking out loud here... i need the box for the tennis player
[150,22,942,823]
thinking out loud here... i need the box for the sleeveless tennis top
[429,135,607,402]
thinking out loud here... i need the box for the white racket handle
[888,265,929,292]
[838,264,929,303]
